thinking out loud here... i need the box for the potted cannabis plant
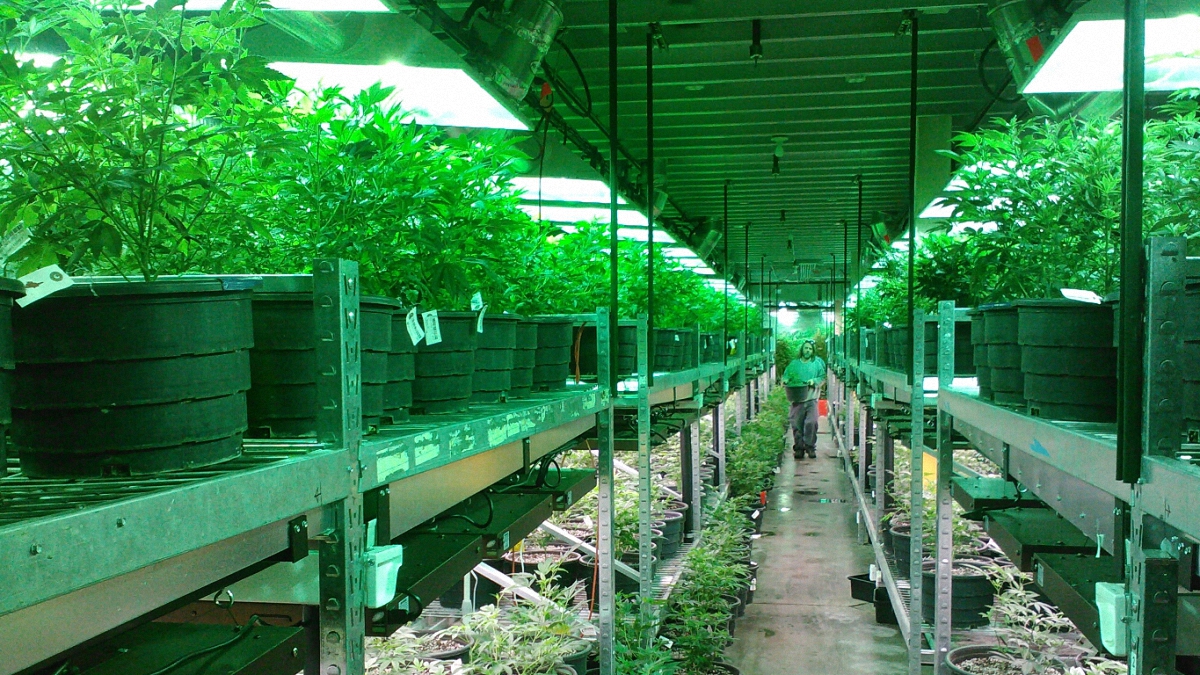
[0,0,289,475]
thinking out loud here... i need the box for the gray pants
[786,387,819,455]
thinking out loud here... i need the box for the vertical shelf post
[595,307,616,675]
[933,302,956,674]
[714,401,727,489]
[636,315,653,599]
[313,259,365,675]
[690,419,704,534]
[907,309,926,675]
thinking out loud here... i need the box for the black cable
[397,589,426,618]
[459,0,488,28]
[977,39,1023,104]
[554,36,593,116]
[428,492,495,530]
[143,618,261,675]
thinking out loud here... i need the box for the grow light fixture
[94,0,393,9]
[1021,0,1200,93]
[517,204,651,228]
[511,177,626,205]
[269,61,527,130]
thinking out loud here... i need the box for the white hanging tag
[0,226,31,264]
[470,292,484,312]
[477,305,487,333]
[423,310,443,346]
[17,264,73,307]
[405,307,425,346]
[1060,288,1103,304]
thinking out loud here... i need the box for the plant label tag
[405,308,425,346]
[17,264,72,307]
[476,305,487,333]
[423,310,442,346]
[470,292,484,312]
[0,226,31,264]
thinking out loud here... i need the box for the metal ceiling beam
[561,1,987,29]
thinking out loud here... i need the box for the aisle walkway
[725,418,909,675]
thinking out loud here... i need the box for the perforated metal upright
[635,315,654,598]
[595,307,617,675]
[932,302,956,674]
[907,309,926,675]
[313,259,366,675]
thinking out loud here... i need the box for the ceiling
[532,0,1028,304]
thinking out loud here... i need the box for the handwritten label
[17,264,72,307]
[405,308,425,346]
[423,310,442,346]
[470,292,484,311]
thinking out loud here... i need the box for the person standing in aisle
[782,339,826,458]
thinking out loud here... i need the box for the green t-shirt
[782,356,827,388]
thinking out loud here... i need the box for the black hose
[143,618,261,675]
[553,36,593,116]
[459,0,488,28]
[430,492,495,530]
[977,39,1023,104]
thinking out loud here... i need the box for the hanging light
[771,136,787,177]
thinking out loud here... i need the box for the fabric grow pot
[471,314,519,403]
[982,304,1024,406]
[1016,299,1115,422]
[360,296,398,426]
[679,330,698,369]
[571,323,637,378]
[702,332,721,362]
[413,312,478,414]
[653,328,683,372]
[510,319,538,399]
[532,316,572,391]
[13,277,254,477]
[920,559,994,629]
[385,307,416,423]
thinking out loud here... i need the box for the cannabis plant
[0,0,291,279]
[985,562,1080,674]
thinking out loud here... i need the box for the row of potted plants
[0,2,769,478]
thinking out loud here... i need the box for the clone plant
[0,0,290,279]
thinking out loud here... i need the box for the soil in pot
[510,319,538,399]
[501,549,585,586]
[920,559,995,628]
[13,277,253,477]
[384,307,416,424]
[533,316,573,391]
[946,645,1065,675]
[653,328,683,372]
[571,323,638,379]
[1016,299,1115,422]
[416,631,473,663]
[413,312,478,414]
[471,315,519,403]
[982,304,1024,407]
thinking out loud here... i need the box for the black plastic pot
[920,559,995,628]
[701,332,722,363]
[533,316,573,391]
[471,314,519,403]
[243,280,391,435]
[563,641,592,675]
[510,319,538,399]
[361,296,399,426]
[656,510,685,549]
[13,277,253,477]
[890,325,910,371]
[1016,299,1115,422]
[417,632,473,663]
[679,330,698,369]
[945,646,1014,675]
[889,524,912,577]
[653,328,684,372]
[982,304,1024,407]
[971,309,992,400]
[746,560,759,605]
[571,323,637,378]
[413,312,478,414]
[0,278,25,464]
[384,308,416,424]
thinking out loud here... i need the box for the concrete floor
[724,419,910,675]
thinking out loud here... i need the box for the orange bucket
[818,399,829,417]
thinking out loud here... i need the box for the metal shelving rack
[0,260,771,675]
[830,237,1200,675]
